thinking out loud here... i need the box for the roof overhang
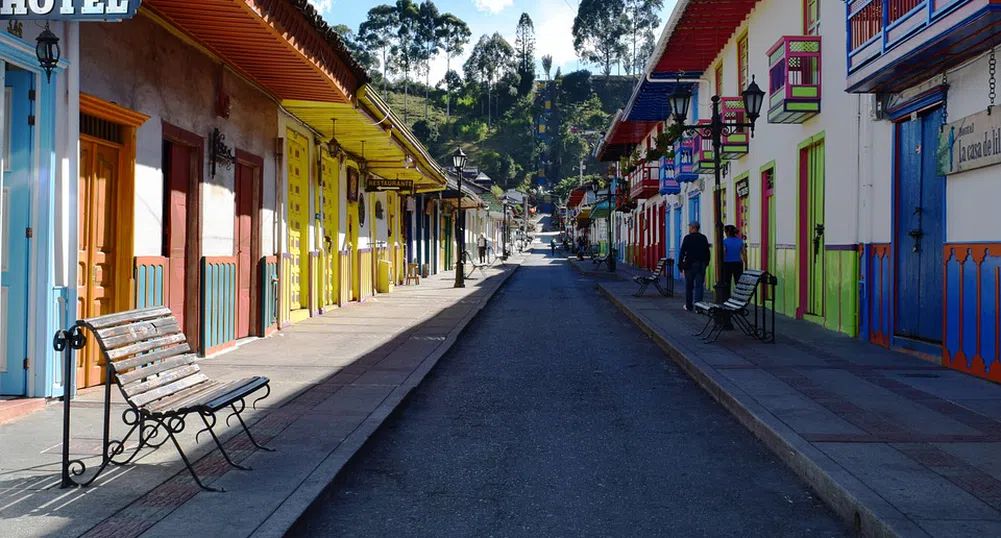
[282,86,448,192]
[596,111,659,162]
[648,0,760,75]
[144,0,366,103]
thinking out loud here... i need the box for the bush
[457,119,489,143]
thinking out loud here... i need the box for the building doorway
[234,152,262,339]
[798,137,825,319]
[895,107,945,343]
[163,124,202,350]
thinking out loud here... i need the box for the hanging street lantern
[36,23,60,82]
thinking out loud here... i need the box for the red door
[166,143,192,341]
[235,161,256,339]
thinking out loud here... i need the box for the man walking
[477,234,488,264]
[678,221,711,312]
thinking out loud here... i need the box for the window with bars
[738,32,749,92]
[804,0,820,35]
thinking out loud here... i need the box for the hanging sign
[938,108,1001,175]
[0,0,143,20]
[735,177,750,198]
[347,168,359,202]
[365,177,413,193]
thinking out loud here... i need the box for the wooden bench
[63,307,273,492]
[632,257,674,297]
[693,270,777,344]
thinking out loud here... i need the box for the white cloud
[534,0,581,73]
[473,0,514,15]
[308,0,334,14]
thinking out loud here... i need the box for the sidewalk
[0,257,523,538]
[599,278,1001,538]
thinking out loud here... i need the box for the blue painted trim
[891,335,943,357]
[887,85,947,122]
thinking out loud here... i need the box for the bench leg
[634,283,648,297]
[159,415,223,492]
[654,281,672,297]
[693,313,715,337]
[230,400,276,452]
[197,411,252,471]
[704,312,731,343]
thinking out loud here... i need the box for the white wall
[80,17,279,258]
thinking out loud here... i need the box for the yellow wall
[321,153,339,308]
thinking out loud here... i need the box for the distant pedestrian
[678,221,711,312]
[477,234,487,263]
[722,225,747,293]
[550,238,556,256]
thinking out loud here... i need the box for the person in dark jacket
[678,221,711,312]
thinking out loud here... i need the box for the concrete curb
[598,284,907,538]
[250,259,524,538]
[568,258,624,281]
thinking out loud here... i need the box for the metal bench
[632,257,675,297]
[53,306,273,492]
[693,270,777,344]
[463,250,489,279]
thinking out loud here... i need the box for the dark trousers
[723,261,744,292]
[478,246,486,263]
[684,262,707,310]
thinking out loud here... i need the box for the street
[288,224,850,537]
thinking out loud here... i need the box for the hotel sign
[0,0,142,20]
[365,177,413,193]
[939,108,1001,176]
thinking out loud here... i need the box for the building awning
[144,0,366,103]
[647,0,761,75]
[596,110,660,162]
[283,86,449,191]
[591,206,610,220]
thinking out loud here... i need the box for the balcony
[846,0,1001,93]
[720,97,749,159]
[674,137,698,183]
[630,162,661,200]
[660,158,681,195]
[692,120,716,174]
[767,36,822,124]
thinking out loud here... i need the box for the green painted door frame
[798,133,826,321]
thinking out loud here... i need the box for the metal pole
[454,168,465,288]
[608,188,616,272]
[710,95,728,305]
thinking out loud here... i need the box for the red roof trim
[653,0,759,74]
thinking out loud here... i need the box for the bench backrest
[651,257,669,276]
[728,270,765,308]
[80,307,202,409]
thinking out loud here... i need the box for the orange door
[76,138,120,388]
[166,142,192,342]
[235,161,256,338]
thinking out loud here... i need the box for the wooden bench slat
[147,379,253,415]
[122,364,202,398]
[85,307,173,330]
[100,320,182,350]
[201,377,269,411]
[130,374,210,408]
[116,354,197,385]
[110,343,191,374]
[143,380,223,414]
[106,333,188,361]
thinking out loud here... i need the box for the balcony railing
[846,0,976,84]
[630,162,661,200]
[767,35,822,124]
[660,158,680,195]
[720,97,749,159]
[692,120,716,174]
[674,137,698,183]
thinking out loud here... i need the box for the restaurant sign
[938,108,1001,176]
[735,177,750,198]
[365,177,413,193]
[0,0,142,20]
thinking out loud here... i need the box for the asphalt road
[288,221,850,538]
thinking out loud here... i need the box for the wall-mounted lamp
[35,23,60,83]
[210,128,235,177]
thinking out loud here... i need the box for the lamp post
[588,178,619,273]
[501,201,510,261]
[452,147,468,288]
[669,76,765,304]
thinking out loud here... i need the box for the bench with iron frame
[54,306,273,492]
[693,270,777,344]
[632,257,675,297]
[463,250,490,279]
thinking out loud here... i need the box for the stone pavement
[0,256,522,538]
[599,274,1001,538]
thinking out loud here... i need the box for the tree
[514,13,536,96]
[572,0,627,76]
[359,5,399,94]
[392,0,421,122]
[541,54,553,81]
[439,13,470,122]
[415,1,443,120]
[621,0,662,77]
[464,33,515,125]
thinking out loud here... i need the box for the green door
[799,139,825,318]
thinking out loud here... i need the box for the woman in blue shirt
[722,225,747,292]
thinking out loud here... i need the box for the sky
[308,0,680,85]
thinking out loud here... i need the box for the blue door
[1,69,34,395]
[673,205,682,279]
[896,107,945,343]
[688,193,701,225]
